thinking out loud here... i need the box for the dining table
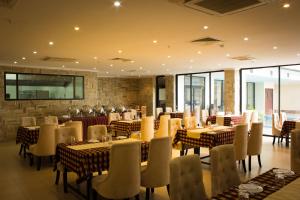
[157,112,184,119]
[55,139,149,199]
[212,168,300,200]
[173,126,235,164]
[206,115,244,126]
[280,120,297,147]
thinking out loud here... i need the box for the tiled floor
[0,137,290,200]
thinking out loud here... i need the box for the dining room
[1,0,300,200]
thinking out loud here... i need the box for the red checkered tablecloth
[212,168,300,199]
[16,127,39,146]
[55,141,149,180]
[158,112,184,119]
[207,116,243,126]
[281,120,296,136]
[173,128,235,149]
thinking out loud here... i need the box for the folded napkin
[25,126,40,130]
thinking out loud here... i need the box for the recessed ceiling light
[118,50,123,54]
[74,26,80,31]
[161,63,166,66]
[167,55,171,58]
[226,53,231,57]
[203,26,208,30]
[153,40,158,44]
[93,67,96,70]
[139,67,143,70]
[130,60,135,63]
[166,68,169,71]
[13,61,18,64]
[297,53,300,57]
[244,37,249,41]
[106,71,109,74]
[114,1,121,7]
[33,51,37,54]
[190,59,194,63]
[283,3,290,8]
[110,64,114,67]
[273,46,278,50]
[22,57,26,60]
[93,56,98,60]
[189,66,193,69]
[49,41,54,46]
[62,65,65,68]
[75,61,79,64]
[218,63,222,66]
[197,51,202,54]
[121,69,124,72]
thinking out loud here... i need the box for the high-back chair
[21,117,36,127]
[44,116,58,125]
[168,118,182,138]
[141,106,147,118]
[130,109,138,119]
[169,155,207,200]
[156,115,170,138]
[291,129,300,173]
[54,126,77,184]
[250,111,258,127]
[200,109,209,126]
[210,144,241,196]
[194,106,201,127]
[166,107,172,113]
[141,116,154,141]
[29,124,58,170]
[279,112,287,128]
[65,121,83,141]
[233,124,248,172]
[108,112,121,124]
[87,125,107,141]
[216,116,224,126]
[247,122,263,171]
[122,112,132,120]
[92,141,141,199]
[141,137,172,200]
[242,111,251,130]
[156,107,163,118]
[184,116,197,129]
[272,113,282,145]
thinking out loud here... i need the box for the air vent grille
[231,55,255,61]
[111,57,133,62]
[191,37,223,46]
[42,57,77,63]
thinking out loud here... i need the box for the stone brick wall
[165,75,175,110]
[224,69,240,114]
[138,77,155,116]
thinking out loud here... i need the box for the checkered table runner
[158,112,184,120]
[55,141,149,180]
[281,120,296,136]
[173,128,235,149]
[207,116,243,126]
[16,127,39,146]
[212,168,300,199]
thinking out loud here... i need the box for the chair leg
[36,156,42,171]
[134,194,140,200]
[166,184,170,196]
[185,149,188,155]
[278,136,280,144]
[23,146,27,158]
[258,155,262,167]
[248,156,251,171]
[146,188,150,200]
[180,150,184,156]
[92,189,98,200]
[151,188,154,193]
[281,136,284,143]
[63,168,68,193]
[19,144,24,155]
[242,160,246,173]
[272,136,276,145]
[29,154,34,166]
[55,170,60,185]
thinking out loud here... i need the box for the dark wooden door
[265,88,273,115]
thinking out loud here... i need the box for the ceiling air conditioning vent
[42,56,77,63]
[172,0,268,16]
[191,37,223,46]
[231,55,255,61]
[111,57,133,62]
[0,0,18,8]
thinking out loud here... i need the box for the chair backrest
[291,129,300,173]
[184,107,191,118]
[21,117,36,127]
[87,125,107,140]
[216,112,225,116]
[247,122,263,156]
[250,111,258,126]
[242,111,250,124]
[108,113,121,124]
[65,121,83,141]
[130,109,137,119]
[233,124,248,160]
[210,144,241,196]
[272,113,280,129]
[141,137,172,187]
[122,112,132,121]
[44,116,58,125]
[166,107,172,113]
[98,141,141,199]
[55,126,77,145]
[194,106,201,126]
[184,116,196,129]
[156,107,163,118]
[156,115,170,137]
[141,106,147,118]
[280,112,287,127]
[141,116,154,141]
[35,124,58,156]
[169,155,207,200]
[216,116,224,126]
[168,118,182,138]
[200,109,208,125]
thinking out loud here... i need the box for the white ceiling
[0,0,300,77]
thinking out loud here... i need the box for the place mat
[264,178,300,200]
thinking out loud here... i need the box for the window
[4,72,84,100]
[246,82,255,110]
[156,76,166,108]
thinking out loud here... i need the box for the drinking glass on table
[69,136,76,145]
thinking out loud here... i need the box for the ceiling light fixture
[13,61,18,64]
[226,53,230,57]
[167,55,171,58]
[93,56,98,60]
[273,46,278,50]
[283,3,290,8]
[244,37,249,41]
[118,50,123,54]
[74,26,80,31]
[22,57,26,60]
[203,26,208,30]
[114,1,121,7]
[153,40,158,44]
[106,71,109,74]
[139,67,143,70]
[75,61,79,64]
[110,64,114,67]
[121,69,124,72]
[49,41,54,46]
[161,63,166,66]
[33,51,37,54]
[297,53,300,57]
[197,51,202,54]
[93,67,96,70]
[130,60,135,63]
[62,65,65,68]
[190,59,194,63]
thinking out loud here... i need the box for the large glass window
[211,72,224,114]
[246,82,255,110]
[4,73,84,100]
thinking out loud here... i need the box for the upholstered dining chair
[194,106,201,127]
[122,112,132,120]
[272,113,282,145]
[141,137,172,200]
[200,109,209,126]
[44,116,58,125]
[279,112,287,128]
[291,129,300,173]
[141,106,147,118]
[242,111,251,130]
[233,124,248,172]
[216,116,224,126]
[87,125,107,141]
[250,111,258,128]
[54,126,77,184]
[28,124,58,170]
[165,107,172,113]
[130,109,138,119]
[184,116,197,129]
[108,112,121,124]
[21,116,36,127]
[247,122,263,171]
[92,141,141,200]
[131,116,154,141]
[156,107,163,118]
[65,121,83,141]
[168,118,186,154]
[169,155,207,200]
[155,115,170,138]
[210,144,241,196]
